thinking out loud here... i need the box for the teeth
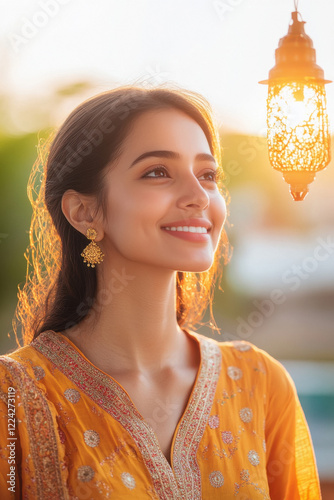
[164,226,208,233]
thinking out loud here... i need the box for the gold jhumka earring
[81,228,104,268]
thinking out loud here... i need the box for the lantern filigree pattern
[267,81,330,173]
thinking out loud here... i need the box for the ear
[61,189,104,241]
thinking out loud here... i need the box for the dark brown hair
[13,84,230,346]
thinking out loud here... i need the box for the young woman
[0,85,321,499]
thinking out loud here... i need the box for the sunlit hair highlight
[12,84,230,346]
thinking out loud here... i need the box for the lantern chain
[294,0,299,11]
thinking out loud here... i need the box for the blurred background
[0,0,333,496]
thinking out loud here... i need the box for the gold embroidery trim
[0,356,68,499]
[172,338,222,499]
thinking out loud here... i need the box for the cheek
[211,192,227,229]
[104,184,166,234]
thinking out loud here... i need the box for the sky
[1,0,334,134]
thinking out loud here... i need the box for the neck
[64,260,188,375]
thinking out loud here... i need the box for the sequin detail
[58,428,66,444]
[221,431,233,444]
[232,341,251,352]
[209,470,224,487]
[121,472,136,489]
[64,388,81,404]
[78,465,95,482]
[33,365,45,380]
[239,407,253,423]
[235,467,270,498]
[240,469,250,481]
[263,439,267,452]
[84,430,100,447]
[208,415,220,429]
[248,449,260,466]
[227,366,243,380]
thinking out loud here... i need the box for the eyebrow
[129,150,217,168]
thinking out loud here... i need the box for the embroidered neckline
[32,329,222,500]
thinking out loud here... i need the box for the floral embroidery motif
[100,437,139,478]
[239,407,253,423]
[78,465,95,482]
[208,415,220,429]
[84,430,100,447]
[32,329,222,500]
[227,366,243,381]
[209,470,224,487]
[64,388,81,404]
[0,357,67,498]
[58,428,66,444]
[234,468,270,498]
[33,365,45,380]
[54,401,75,428]
[121,471,136,489]
[221,431,233,444]
[94,479,112,497]
[216,388,239,406]
[232,341,251,352]
[240,469,250,481]
[248,449,260,466]
[213,428,243,460]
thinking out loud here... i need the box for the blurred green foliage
[0,133,39,353]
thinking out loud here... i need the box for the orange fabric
[0,330,321,499]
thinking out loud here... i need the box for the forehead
[120,108,211,155]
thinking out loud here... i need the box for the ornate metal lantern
[260,3,331,201]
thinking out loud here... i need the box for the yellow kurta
[0,329,321,499]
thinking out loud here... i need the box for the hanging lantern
[259,3,331,201]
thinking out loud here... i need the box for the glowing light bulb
[260,10,331,201]
[286,88,309,128]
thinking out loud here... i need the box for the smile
[163,226,208,233]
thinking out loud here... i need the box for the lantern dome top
[259,11,331,84]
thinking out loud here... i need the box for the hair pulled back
[13,84,230,346]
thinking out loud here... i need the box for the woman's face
[100,108,226,272]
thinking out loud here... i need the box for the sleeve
[0,354,70,499]
[263,353,321,500]
[0,360,22,499]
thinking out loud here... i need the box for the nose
[177,174,210,211]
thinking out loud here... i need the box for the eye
[142,165,169,178]
[199,170,219,182]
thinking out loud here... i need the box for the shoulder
[191,331,297,396]
[0,342,47,391]
[0,342,39,365]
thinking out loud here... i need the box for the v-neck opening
[54,329,202,420]
[53,328,203,470]
[32,329,222,500]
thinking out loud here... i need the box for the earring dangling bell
[81,228,104,268]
